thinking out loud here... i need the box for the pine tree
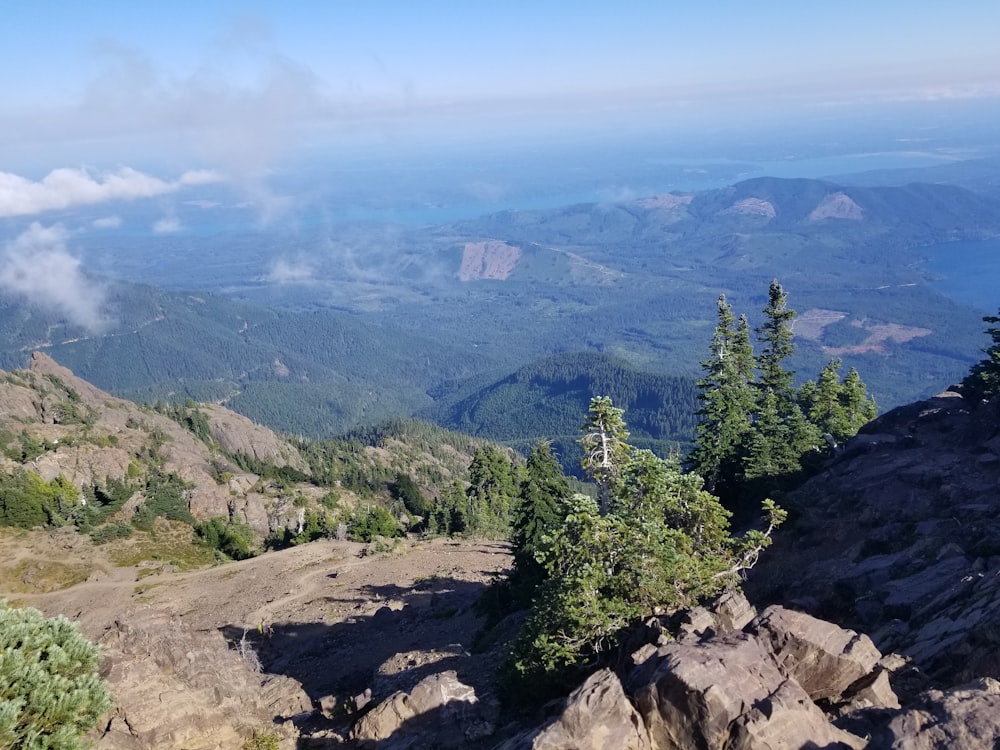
[510,442,570,597]
[506,405,785,700]
[839,367,877,437]
[963,310,1000,400]
[0,602,112,749]
[690,297,757,493]
[580,397,631,515]
[466,446,517,536]
[756,280,797,398]
[751,280,821,478]
[801,360,877,444]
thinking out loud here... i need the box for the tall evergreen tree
[580,396,630,515]
[756,280,797,398]
[839,367,878,435]
[466,446,518,536]
[510,441,571,597]
[963,309,1000,401]
[690,297,757,493]
[800,360,877,444]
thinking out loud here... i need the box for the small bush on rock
[0,601,112,749]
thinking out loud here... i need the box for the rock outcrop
[880,678,1000,749]
[202,404,309,473]
[95,610,310,750]
[358,597,911,749]
[747,389,1000,687]
[350,670,492,749]
[0,354,315,537]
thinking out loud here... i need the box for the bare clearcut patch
[458,240,522,280]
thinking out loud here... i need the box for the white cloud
[92,215,122,229]
[0,223,108,331]
[152,216,181,233]
[265,259,314,283]
[0,166,223,218]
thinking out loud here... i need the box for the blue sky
[3,3,999,146]
[1,2,999,216]
[1,1,999,329]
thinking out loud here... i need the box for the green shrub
[504,398,785,702]
[132,469,194,530]
[241,730,280,750]
[0,602,112,749]
[90,522,134,545]
[346,505,400,543]
[196,517,258,560]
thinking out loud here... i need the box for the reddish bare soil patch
[458,240,522,281]
[825,320,933,355]
[809,192,864,221]
[794,308,849,341]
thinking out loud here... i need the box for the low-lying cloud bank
[0,223,109,331]
[0,166,221,218]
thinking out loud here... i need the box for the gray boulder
[883,678,1000,749]
[627,632,865,750]
[351,670,488,749]
[752,605,885,704]
[501,669,651,750]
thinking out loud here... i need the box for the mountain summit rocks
[748,387,1000,689]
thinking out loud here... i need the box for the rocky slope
[8,361,1000,747]
[0,352,314,536]
[747,386,1000,688]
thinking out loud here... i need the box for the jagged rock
[752,605,885,704]
[627,632,865,750]
[350,670,484,749]
[202,404,309,473]
[747,390,1000,687]
[712,589,757,632]
[727,679,864,750]
[94,610,309,750]
[882,678,1000,749]
[500,669,651,750]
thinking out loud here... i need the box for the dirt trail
[4,531,512,705]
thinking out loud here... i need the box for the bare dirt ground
[3,529,514,713]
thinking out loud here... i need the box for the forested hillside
[0,285,495,437]
[429,351,698,474]
[2,177,997,443]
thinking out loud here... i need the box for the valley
[4,171,1000,450]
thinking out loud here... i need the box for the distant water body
[922,239,1000,312]
[108,148,962,237]
[312,150,958,227]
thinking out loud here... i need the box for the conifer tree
[506,402,785,700]
[580,396,630,515]
[466,446,517,536]
[756,280,797,398]
[0,602,112,749]
[963,310,1000,400]
[839,367,878,435]
[751,280,821,477]
[510,442,571,597]
[800,359,877,443]
[690,296,756,493]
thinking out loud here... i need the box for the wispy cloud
[265,258,314,283]
[152,216,181,233]
[0,166,222,218]
[92,215,122,229]
[0,223,108,331]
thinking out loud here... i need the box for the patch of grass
[107,521,216,570]
[1,559,91,593]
